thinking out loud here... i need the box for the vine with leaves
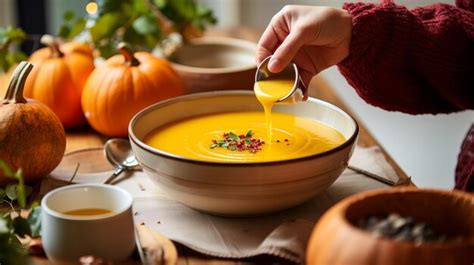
[0,161,41,265]
[0,27,28,73]
[59,0,217,58]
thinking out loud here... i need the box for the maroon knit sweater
[338,0,474,191]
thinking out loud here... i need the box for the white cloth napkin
[42,146,401,264]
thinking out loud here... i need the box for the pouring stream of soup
[254,77,295,142]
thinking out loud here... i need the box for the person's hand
[256,5,352,86]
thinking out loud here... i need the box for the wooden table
[32,27,412,265]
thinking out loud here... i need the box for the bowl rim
[169,37,258,74]
[41,184,133,221]
[128,90,359,166]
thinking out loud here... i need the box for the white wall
[204,0,472,189]
[0,0,16,27]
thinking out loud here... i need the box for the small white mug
[41,184,135,264]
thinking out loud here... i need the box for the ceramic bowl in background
[306,188,474,265]
[41,184,135,264]
[129,90,358,216]
[168,37,257,94]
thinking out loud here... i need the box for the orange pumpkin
[0,62,66,184]
[24,35,95,128]
[81,43,184,137]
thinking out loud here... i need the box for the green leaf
[68,18,86,39]
[5,185,17,201]
[0,27,26,46]
[228,132,240,141]
[0,160,14,177]
[58,25,71,39]
[246,130,253,138]
[245,139,251,145]
[0,188,5,200]
[27,207,41,237]
[132,0,149,13]
[209,143,217,149]
[169,0,196,19]
[29,201,39,209]
[133,15,159,35]
[12,217,31,237]
[96,41,117,58]
[0,218,9,234]
[90,12,123,43]
[153,0,167,8]
[97,0,122,14]
[63,10,75,22]
[6,51,27,66]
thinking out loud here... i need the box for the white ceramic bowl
[168,37,257,94]
[129,91,358,216]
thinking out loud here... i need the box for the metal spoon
[103,138,139,184]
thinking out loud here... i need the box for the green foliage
[27,207,42,238]
[0,161,29,208]
[61,0,216,58]
[0,27,27,73]
[0,160,41,265]
[58,10,87,41]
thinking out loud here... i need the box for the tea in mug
[63,208,113,216]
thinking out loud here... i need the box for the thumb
[268,30,305,73]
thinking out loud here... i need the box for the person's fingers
[256,23,281,64]
[268,30,305,73]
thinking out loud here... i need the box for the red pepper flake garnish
[210,130,265,154]
[284,139,289,142]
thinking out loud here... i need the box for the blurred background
[1,0,472,189]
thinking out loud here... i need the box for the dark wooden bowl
[306,187,474,265]
[168,37,257,94]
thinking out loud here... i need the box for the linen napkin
[41,146,402,264]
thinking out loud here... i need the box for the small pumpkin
[24,35,95,128]
[82,43,184,137]
[0,62,66,184]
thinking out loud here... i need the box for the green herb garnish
[210,130,265,153]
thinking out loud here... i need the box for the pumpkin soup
[144,111,345,163]
[254,77,294,142]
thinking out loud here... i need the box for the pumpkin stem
[3,61,33,104]
[41,34,64,58]
[118,43,140,66]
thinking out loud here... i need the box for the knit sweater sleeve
[338,1,474,114]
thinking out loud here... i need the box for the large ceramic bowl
[168,37,257,94]
[129,91,358,216]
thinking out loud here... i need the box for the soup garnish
[209,130,265,153]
